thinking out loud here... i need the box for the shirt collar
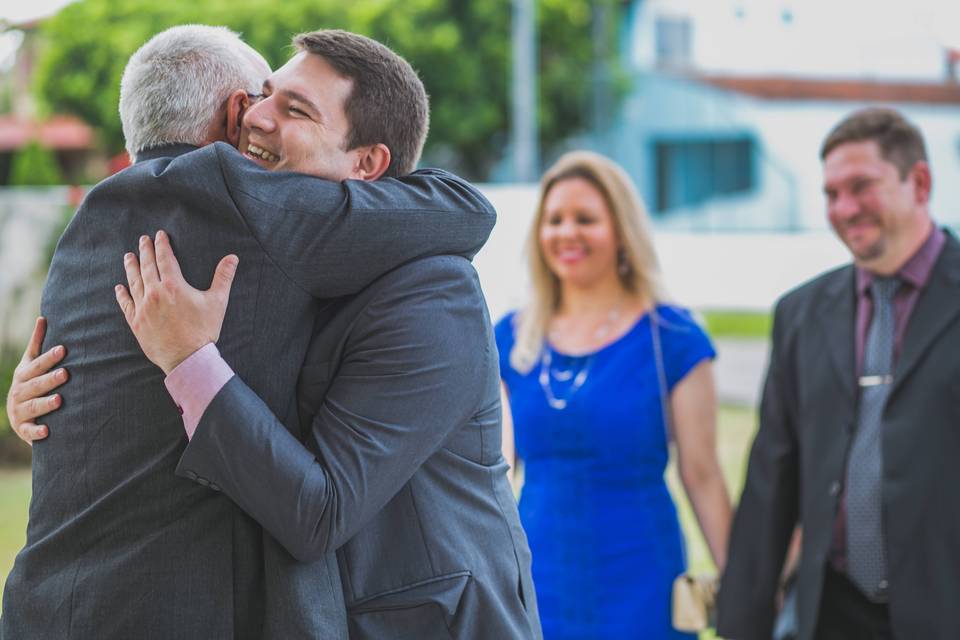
[856,224,946,297]
[134,143,200,163]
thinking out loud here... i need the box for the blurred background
[2,0,960,624]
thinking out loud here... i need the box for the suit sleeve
[174,257,491,561]
[212,143,496,297]
[716,299,800,640]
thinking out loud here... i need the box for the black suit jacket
[1,143,495,639]
[717,230,960,640]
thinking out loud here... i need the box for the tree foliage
[8,141,64,186]
[32,0,624,180]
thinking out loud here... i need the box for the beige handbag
[671,574,718,631]
[650,312,719,632]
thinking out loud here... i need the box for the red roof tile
[0,115,95,152]
[695,74,960,104]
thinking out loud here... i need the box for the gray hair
[119,25,270,159]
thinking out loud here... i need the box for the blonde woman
[495,151,731,639]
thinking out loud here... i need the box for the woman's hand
[5,317,68,445]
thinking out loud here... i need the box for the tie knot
[870,276,899,303]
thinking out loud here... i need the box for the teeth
[247,144,278,162]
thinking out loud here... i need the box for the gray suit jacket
[176,255,543,639]
[1,142,495,640]
[717,230,960,640]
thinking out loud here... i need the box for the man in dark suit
[717,107,960,640]
[109,30,541,640]
[2,26,495,639]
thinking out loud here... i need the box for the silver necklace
[539,349,592,410]
[540,301,624,410]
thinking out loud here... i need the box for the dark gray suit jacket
[175,255,543,639]
[1,142,495,640]
[717,230,960,640]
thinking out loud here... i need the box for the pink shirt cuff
[164,343,235,440]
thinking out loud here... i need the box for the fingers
[115,284,136,327]
[24,366,69,400]
[211,255,239,301]
[21,317,47,363]
[154,230,185,284]
[15,393,62,425]
[13,422,48,445]
[124,252,144,303]
[13,344,66,383]
[138,234,161,287]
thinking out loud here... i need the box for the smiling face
[823,140,930,270]
[238,52,364,180]
[538,176,621,289]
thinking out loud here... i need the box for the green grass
[0,407,759,633]
[0,468,31,614]
[701,310,772,339]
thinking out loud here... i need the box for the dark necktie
[846,276,899,601]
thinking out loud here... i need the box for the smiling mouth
[247,144,279,163]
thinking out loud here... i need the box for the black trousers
[814,566,893,640]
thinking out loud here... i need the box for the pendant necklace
[540,301,624,410]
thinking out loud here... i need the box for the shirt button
[879,579,889,590]
[176,405,184,416]
[829,481,841,497]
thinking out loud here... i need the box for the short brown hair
[820,107,927,178]
[293,30,429,177]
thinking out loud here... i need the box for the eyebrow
[263,80,323,119]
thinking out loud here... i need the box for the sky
[0,0,76,26]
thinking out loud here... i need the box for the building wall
[628,0,959,80]
[602,73,960,232]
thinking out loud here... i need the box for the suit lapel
[890,232,960,398]
[816,266,858,407]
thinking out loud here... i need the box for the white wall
[630,0,960,80]
[0,188,70,344]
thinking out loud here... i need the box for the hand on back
[115,230,238,375]
[5,317,67,445]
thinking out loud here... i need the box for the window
[655,16,692,69]
[653,136,755,213]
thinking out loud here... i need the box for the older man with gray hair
[1,24,495,639]
[118,24,270,159]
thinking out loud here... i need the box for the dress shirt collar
[856,224,946,297]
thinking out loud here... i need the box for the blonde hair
[510,150,668,373]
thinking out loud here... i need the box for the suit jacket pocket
[347,571,471,640]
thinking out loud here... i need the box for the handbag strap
[650,306,673,444]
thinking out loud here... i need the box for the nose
[555,218,578,239]
[244,95,277,134]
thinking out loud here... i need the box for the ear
[225,90,251,149]
[910,160,932,205]
[351,143,392,181]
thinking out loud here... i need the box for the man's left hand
[115,230,238,375]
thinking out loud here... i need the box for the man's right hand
[5,317,68,445]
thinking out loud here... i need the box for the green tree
[33,0,625,180]
[8,141,64,186]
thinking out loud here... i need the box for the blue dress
[495,305,715,640]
